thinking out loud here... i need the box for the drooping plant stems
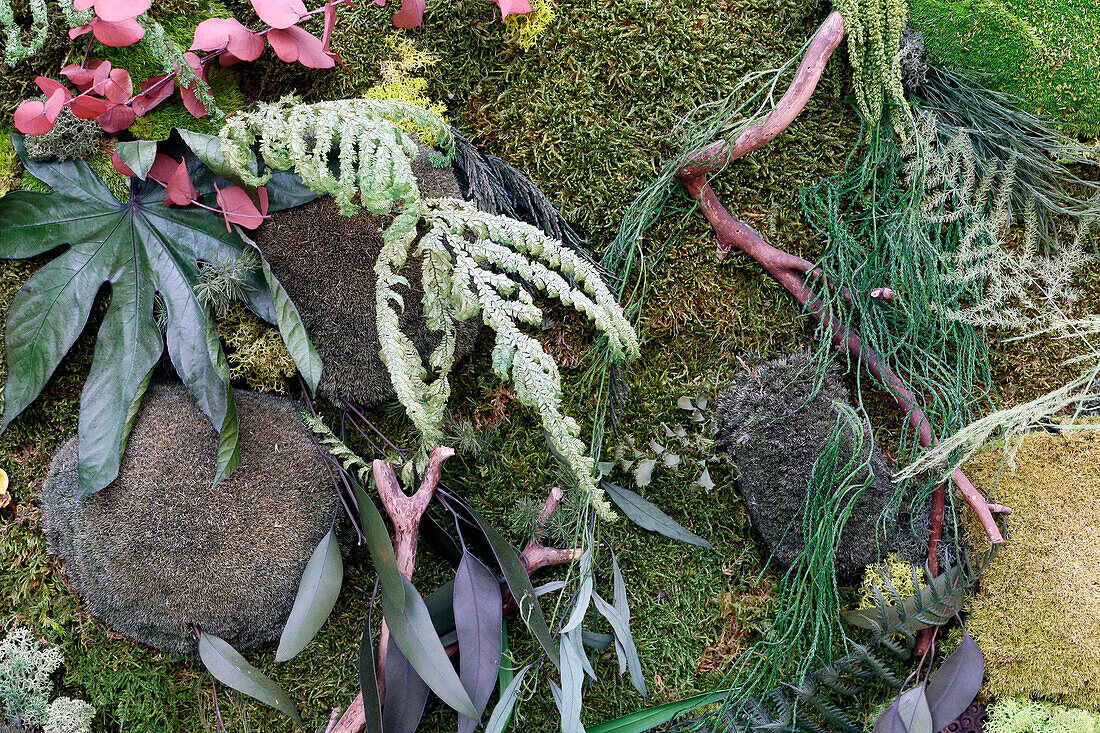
[673,10,1009,554]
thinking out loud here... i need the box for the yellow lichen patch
[362,35,446,142]
[964,423,1100,710]
[215,303,296,393]
[857,553,918,609]
[504,0,555,50]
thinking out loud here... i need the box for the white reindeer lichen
[220,98,640,517]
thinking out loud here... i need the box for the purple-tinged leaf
[925,633,984,731]
[873,686,933,733]
[197,632,301,724]
[384,643,429,733]
[276,529,343,661]
[358,606,383,733]
[455,551,503,733]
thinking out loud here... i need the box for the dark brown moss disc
[42,382,338,656]
[252,150,481,406]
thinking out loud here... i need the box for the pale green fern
[221,98,640,517]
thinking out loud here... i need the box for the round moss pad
[42,382,338,657]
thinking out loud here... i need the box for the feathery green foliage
[220,98,640,516]
[0,0,88,67]
[832,0,907,134]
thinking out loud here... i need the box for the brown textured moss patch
[965,425,1100,710]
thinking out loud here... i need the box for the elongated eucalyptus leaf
[116,139,157,179]
[358,611,383,733]
[611,553,630,676]
[463,503,560,669]
[561,550,593,634]
[873,686,934,733]
[535,580,568,597]
[602,481,711,547]
[593,592,647,698]
[354,485,478,718]
[583,631,615,650]
[485,663,533,733]
[587,691,730,733]
[925,633,984,731]
[276,529,343,661]
[253,241,323,393]
[455,551,503,733]
[384,642,430,733]
[550,676,585,733]
[556,629,587,733]
[197,632,301,724]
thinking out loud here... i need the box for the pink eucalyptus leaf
[111,150,138,177]
[92,0,150,23]
[61,61,106,92]
[43,89,68,123]
[391,0,425,29]
[102,67,133,104]
[217,51,242,67]
[320,0,335,51]
[68,23,93,39]
[266,25,333,67]
[191,17,264,60]
[250,0,306,29]
[216,185,267,230]
[13,100,53,135]
[73,0,94,9]
[92,17,145,46]
[164,161,199,205]
[227,28,265,60]
[34,77,73,102]
[97,103,136,133]
[69,94,109,118]
[89,59,114,92]
[147,153,180,184]
[177,52,210,118]
[493,0,531,19]
[131,75,174,116]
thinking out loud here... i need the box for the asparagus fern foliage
[0,133,319,497]
[220,98,641,516]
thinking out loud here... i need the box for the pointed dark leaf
[925,633,984,731]
[116,139,158,179]
[602,481,711,547]
[462,503,560,669]
[0,135,257,497]
[276,529,343,661]
[197,632,301,724]
[384,642,430,733]
[873,686,933,733]
[354,485,478,718]
[358,613,383,733]
[454,551,503,733]
[484,663,532,733]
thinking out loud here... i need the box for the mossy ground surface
[0,0,1098,730]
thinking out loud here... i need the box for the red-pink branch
[675,10,1008,546]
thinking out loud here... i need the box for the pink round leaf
[216,185,267,230]
[267,25,333,68]
[69,94,110,119]
[13,100,54,135]
[147,153,181,184]
[192,18,266,60]
[164,161,199,206]
[97,102,136,133]
[34,77,73,102]
[92,18,145,47]
[131,75,174,116]
[73,0,94,9]
[493,0,531,19]
[102,67,133,104]
[250,0,306,29]
[92,0,150,23]
[68,23,93,39]
[391,0,425,29]
[61,62,101,92]
[43,89,69,123]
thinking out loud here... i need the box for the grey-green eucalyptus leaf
[197,632,301,724]
[275,528,343,662]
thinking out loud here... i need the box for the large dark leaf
[454,551,503,733]
[358,609,384,733]
[275,528,343,661]
[354,485,478,718]
[873,686,934,733]
[197,631,301,724]
[925,633,984,731]
[602,481,711,547]
[463,503,560,670]
[384,642,430,733]
[0,135,316,497]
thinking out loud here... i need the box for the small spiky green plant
[219,97,640,516]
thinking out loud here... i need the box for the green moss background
[0,0,1097,729]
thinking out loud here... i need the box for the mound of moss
[41,382,338,657]
[715,352,931,583]
[964,424,1100,710]
[253,148,481,406]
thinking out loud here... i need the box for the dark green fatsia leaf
[463,503,560,670]
[602,481,711,547]
[0,135,270,497]
[275,529,343,662]
[454,551,503,733]
[354,484,478,718]
[197,631,302,724]
[925,633,983,731]
[872,686,933,733]
[116,140,158,179]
